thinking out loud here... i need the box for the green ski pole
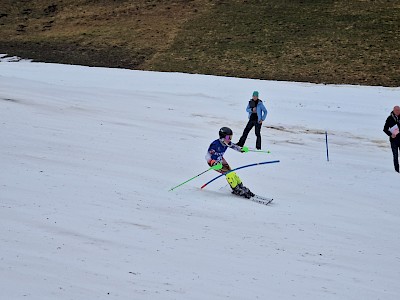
[169,163,222,191]
[242,146,271,154]
[248,149,271,154]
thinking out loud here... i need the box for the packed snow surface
[1,57,400,299]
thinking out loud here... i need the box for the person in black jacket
[383,106,400,172]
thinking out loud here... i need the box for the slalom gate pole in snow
[200,160,280,189]
[169,164,223,191]
[325,131,329,162]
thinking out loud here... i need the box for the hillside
[0,0,399,86]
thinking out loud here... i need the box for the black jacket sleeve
[383,115,397,138]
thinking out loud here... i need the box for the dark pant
[237,120,262,149]
[391,140,400,172]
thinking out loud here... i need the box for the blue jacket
[205,139,242,163]
[246,100,267,122]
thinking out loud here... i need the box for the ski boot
[232,185,248,198]
[238,183,255,198]
[226,172,254,199]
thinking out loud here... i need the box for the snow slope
[1,59,400,300]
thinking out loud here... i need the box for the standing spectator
[383,106,400,172]
[236,91,268,150]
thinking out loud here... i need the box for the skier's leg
[211,159,254,198]
[237,120,255,147]
[226,172,246,197]
[226,172,253,198]
[208,158,231,173]
[231,172,254,197]
[226,172,239,189]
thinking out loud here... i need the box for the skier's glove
[241,146,249,153]
[210,160,220,166]
[211,163,223,171]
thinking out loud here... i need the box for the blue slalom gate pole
[325,131,329,162]
[200,160,280,189]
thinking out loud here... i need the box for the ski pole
[169,164,222,191]
[247,148,271,154]
[241,146,270,154]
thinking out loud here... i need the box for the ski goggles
[224,135,232,141]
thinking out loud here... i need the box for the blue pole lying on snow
[200,160,280,189]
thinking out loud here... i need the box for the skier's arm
[205,151,212,163]
[205,142,223,165]
[229,142,245,153]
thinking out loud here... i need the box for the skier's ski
[232,192,274,205]
[250,195,274,206]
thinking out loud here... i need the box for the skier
[205,127,254,198]
[236,91,268,150]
